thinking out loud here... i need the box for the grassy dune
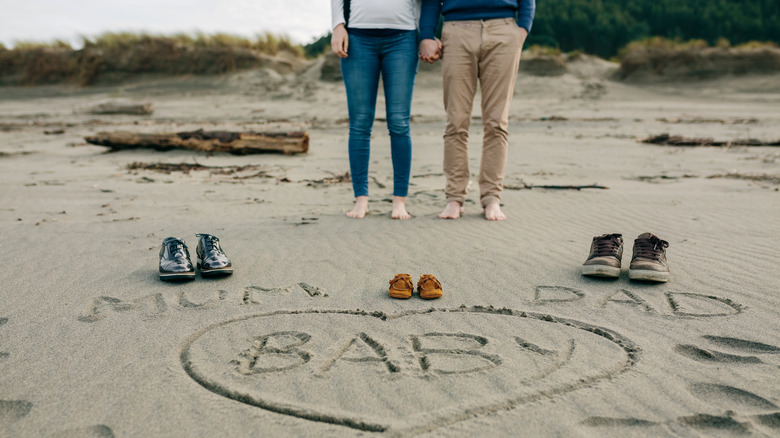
[617,37,780,81]
[2,33,780,86]
[0,32,305,86]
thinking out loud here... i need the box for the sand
[1,56,779,437]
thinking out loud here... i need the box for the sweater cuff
[419,28,436,40]
[332,12,345,30]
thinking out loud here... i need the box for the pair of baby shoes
[388,274,442,300]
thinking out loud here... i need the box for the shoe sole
[629,269,669,282]
[160,272,196,281]
[200,267,233,277]
[582,265,621,278]
[420,290,442,300]
[389,291,412,299]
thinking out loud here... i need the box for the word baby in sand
[232,331,509,376]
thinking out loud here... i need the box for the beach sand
[1,56,779,437]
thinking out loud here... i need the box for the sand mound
[317,53,343,82]
[0,42,309,86]
[518,52,568,76]
[566,54,618,79]
[617,43,780,82]
[312,52,615,82]
[518,53,617,79]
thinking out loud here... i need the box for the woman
[331,0,435,219]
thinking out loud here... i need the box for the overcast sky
[0,0,333,48]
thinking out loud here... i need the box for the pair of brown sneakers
[582,233,670,282]
[389,274,443,299]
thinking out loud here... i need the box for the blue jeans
[341,30,419,198]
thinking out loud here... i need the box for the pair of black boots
[159,234,232,281]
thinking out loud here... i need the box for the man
[419,0,535,220]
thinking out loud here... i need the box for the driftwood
[304,171,351,187]
[85,129,309,154]
[505,183,608,190]
[79,100,154,115]
[657,117,758,125]
[127,162,266,175]
[641,134,780,147]
[707,172,780,185]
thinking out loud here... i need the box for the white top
[331,0,420,31]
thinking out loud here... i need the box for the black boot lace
[168,239,188,258]
[592,234,622,257]
[634,235,669,260]
[197,234,223,255]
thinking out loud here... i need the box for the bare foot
[391,196,411,220]
[346,196,369,218]
[483,202,507,221]
[438,201,464,219]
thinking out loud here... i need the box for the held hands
[331,24,349,58]
[419,38,442,63]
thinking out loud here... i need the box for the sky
[0,0,333,48]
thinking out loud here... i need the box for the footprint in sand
[0,317,7,360]
[702,335,780,354]
[685,383,780,431]
[582,383,780,432]
[676,414,752,434]
[0,400,33,424]
[688,382,778,411]
[580,417,660,427]
[674,335,780,364]
[674,345,764,363]
[48,425,115,438]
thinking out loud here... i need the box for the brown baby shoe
[389,273,413,299]
[417,274,442,300]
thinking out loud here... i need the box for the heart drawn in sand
[181,307,638,434]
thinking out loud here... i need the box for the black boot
[159,237,196,281]
[196,234,233,277]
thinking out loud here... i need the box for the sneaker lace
[592,234,622,257]
[634,235,669,260]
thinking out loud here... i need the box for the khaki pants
[441,18,524,207]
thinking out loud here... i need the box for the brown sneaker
[629,233,670,282]
[388,273,413,299]
[417,274,442,300]
[582,233,623,278]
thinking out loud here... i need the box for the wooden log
[85,129,309,155]
[641,133,780,147]
[78,100,154,115]
[505,183,608,190]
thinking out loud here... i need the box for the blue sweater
[419,0,536,40]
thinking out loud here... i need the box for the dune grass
[2,33,779,86]
[0,32,305,86]
[617,37,780,80]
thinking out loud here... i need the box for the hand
[419,38,442,63]
[518,27,528,45]
[331,24,349,58]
